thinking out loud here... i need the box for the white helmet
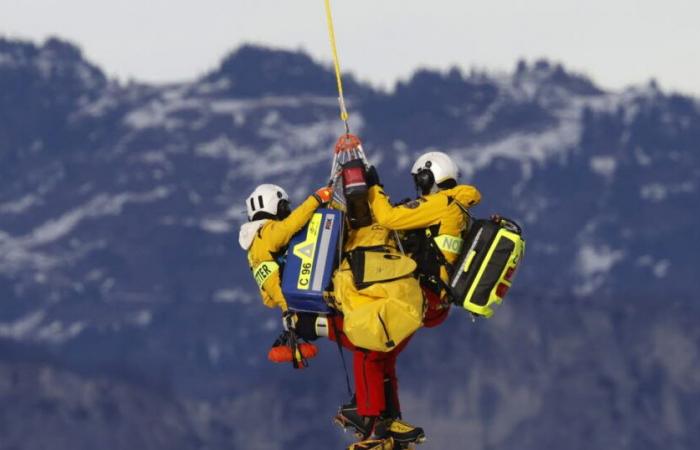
[245,184,290,221]
[410,151,459,194]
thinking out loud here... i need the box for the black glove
[365,165,381,187]
[294,313,320,341]
[401,229,422,254]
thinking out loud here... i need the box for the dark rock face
[0,37,699,450]
[204,44,369,100]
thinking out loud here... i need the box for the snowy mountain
[1,37,699,450]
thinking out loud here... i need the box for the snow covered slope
[1,37,699,450]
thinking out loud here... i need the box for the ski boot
[347,437,395,450]
[333,398,375,439]
[374,417,426,446]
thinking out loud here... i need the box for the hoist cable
[323,0,350,133]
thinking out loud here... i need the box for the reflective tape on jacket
[252,261,279,288]
[433,234,464,255]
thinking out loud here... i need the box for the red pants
[422,286,450,328]
[325,287,447,416]
[328,317,411,417]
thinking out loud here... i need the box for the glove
[365,165,381,187]
[282,311,297,331]
[401,229,422,254]
[313,186,333,205]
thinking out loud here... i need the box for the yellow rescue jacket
[238,195,321,311]
[368,184,482,285]
[332,223,424,352]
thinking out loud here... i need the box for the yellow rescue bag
[333,257,423,352]
[348,248,417,288]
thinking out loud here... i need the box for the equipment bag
[333,260,424,352]
[348,247,417,289]
[342,159,372,229]
[448,216,525,317]
[282,208,342,313]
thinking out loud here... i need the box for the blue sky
[2,0,698,94]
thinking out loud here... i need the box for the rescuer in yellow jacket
[366,151,481,327]
[238,183,333,311]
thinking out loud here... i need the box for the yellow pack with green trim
[449,216,525,317]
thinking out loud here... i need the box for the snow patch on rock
[452,110,581,180]
[0,188,171,274]
[641,182,696,202]
[213,289,253,304]
[0,194,42,214]
[590,156,617,178]
[0,310,46,340]
[574,244,625,297]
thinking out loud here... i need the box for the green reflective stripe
[433,234,463,255]
[252,261,279,288]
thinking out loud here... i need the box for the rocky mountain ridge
[0,36,698,450]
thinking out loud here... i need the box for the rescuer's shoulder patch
[402,197,427,209]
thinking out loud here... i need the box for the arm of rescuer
[253,187,333,311]
[368,183,481,231]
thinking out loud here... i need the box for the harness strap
[282,314,308,369]
[330,315,353,398]
[424,228,456,276]
[421,199,474,302]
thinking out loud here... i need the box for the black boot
[377,378,426,444]
[334,396,375,439]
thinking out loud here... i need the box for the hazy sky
[2,0,699,94]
